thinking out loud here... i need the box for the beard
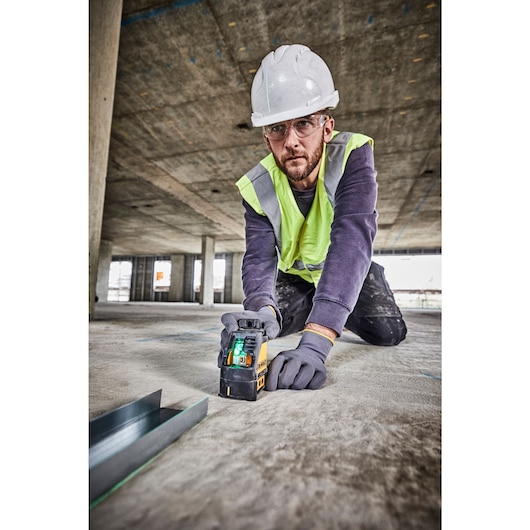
[274,141,324,185]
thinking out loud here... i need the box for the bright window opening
[374,254,441,309]
[194,258,226,293]
[108,261,132,301]
[154,260,171,292]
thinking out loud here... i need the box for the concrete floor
[89,302,441,529]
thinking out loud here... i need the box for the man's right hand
[218,307,280,367]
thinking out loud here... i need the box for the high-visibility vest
[236,131,374,284]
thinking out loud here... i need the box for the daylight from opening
[106,254,441,308]
[107,261,132,301]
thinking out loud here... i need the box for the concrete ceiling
[101,0,441,257]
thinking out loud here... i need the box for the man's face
[263,113,335,187]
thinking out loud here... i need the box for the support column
[223,254,233,303]
[231,252,244,304]
[89,0,123,320]
[96,240,113,302]
[169,254,185,302]
[182,255,196,302]
[130,256,155,301]
[199,236,215,307]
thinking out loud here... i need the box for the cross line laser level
[218,318,268,401]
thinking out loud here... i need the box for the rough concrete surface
[89,302,441,529]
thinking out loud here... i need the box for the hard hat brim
[251,90,339,128]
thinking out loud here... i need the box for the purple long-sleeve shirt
[241,141,378,336]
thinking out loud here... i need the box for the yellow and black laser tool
[219,318,268,401]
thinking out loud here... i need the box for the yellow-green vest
[236,131,374,285]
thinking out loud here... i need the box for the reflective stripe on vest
[292,259,325,271]
[243,160,283,248]
[237,131,373,283]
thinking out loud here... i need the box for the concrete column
[96,240,113,302]
[169,254,185,301]
[130,256,155,301]
[183,255,196,302]
[199,236,215,307]
[231,252,244,304]
[222,254,233,303]
[89,0,123,320]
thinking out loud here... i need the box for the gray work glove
[218,307,280,368]
[265,331,333,391]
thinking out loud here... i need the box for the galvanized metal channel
[89,389,208,504]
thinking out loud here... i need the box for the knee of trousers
[345,315,407,346]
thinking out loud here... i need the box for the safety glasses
[263,114,328,141]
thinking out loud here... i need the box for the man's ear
[263,133,272,151]
[323,116,335,143]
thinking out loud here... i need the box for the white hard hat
[250,44,340,127]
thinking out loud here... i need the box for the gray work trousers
[276,261,407,346]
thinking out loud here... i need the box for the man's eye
[295,120,312,129]
[270,124,286,134]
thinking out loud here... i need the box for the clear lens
[264,114,327,141]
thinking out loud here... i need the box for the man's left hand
[265,331,333,391]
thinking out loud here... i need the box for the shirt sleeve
[307,141,378,336]
[240,200,280,315]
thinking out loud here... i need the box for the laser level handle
[236,318,264,330]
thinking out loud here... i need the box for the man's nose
[283,124,300,147]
